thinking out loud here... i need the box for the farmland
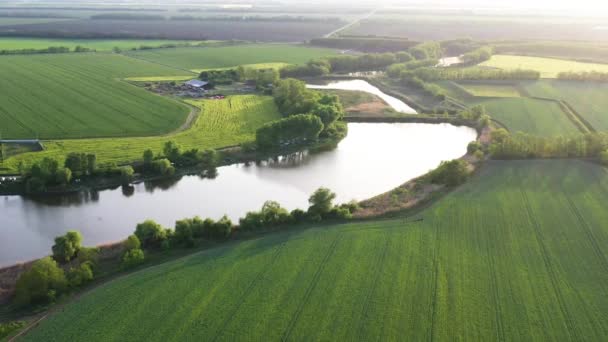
[1,95,281,172]
[0,37,207,51]
[523,80,608,131]
[125,44,338,71]
[468,97,579,136]
[0,53,193,139]
[480,55,608,78]
[458,83,522,98]
[21,160,608,341]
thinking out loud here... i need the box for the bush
[120,166,135,186]
[124,234,141,251]
[467,141,482,154]
[428,160,470,186]
[121,249,145,269]
[0,321,26,340]
[134,220,167,248]
[308,187,337,218]
[76,247,99,266]
[14,257,67,306]
[67,261,94,288]
[239,201,291,231]
[52,230,82,263]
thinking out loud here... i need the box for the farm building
[184,79,210,89]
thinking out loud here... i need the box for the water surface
[307,79,417,114]
[0,123,476,266]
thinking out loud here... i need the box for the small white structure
[184,79,209,89]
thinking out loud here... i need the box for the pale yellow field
[480,55,608,78]
[190,62,290,73]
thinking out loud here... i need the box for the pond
[0,123,476,266]
[306,79,417,114]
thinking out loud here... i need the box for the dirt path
[166,103,200,136]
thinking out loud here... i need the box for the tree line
[557,71,608,82]
[199,65,279,91]
[0,46,94,55]
[461,46,493,65]
[405,67,541,82]
[12,187,357,307]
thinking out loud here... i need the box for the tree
[121,249,144,269]
[174,218,195,247]
[143,149,154,167]
[428,160,470,186]
[86,154,97,175]
[14,257,67,306]
[64,153,88,176]
[120,166,135,186]
[124,234,141,251]
[308,187,337,218]
[67,261,94,288]
[52,231,82,263]
[134,220,167,248]
[163,141,181,162]
[76,247,99,266]
[152,158,175,176]
[55,168,72,185]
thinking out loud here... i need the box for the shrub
[67,261,94,288]
[467,141,482,154]
[14,257,67,306]
[0,321,26,340]
[52,230,82,263]
[289,209,308,224]
[121,249,145,269]
[120,166,135,186]
[124,234,141,251]
[308,187,337,218]
[134,220,167,248]
[428,160,470,186]
[76,247,99,266]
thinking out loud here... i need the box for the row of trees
[199,66,279,88]
[461,46,494,65]
[488,129,608,159]
[557,71,608,82]
[256,114,324,149]
[0,46,94,55]
[13,187,357,306]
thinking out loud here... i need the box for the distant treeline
[0,45,94,55]
[0,6,166,12]
[405,68,540,82]
[461,46,493,65]
[90,13,165,20]
[310,37,418,53]
[0,13,74,18]
[557,71,608,82]
[171,15,343,23]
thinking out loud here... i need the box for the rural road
[323,7,380,38]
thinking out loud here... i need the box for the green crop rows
[21,160,608,341]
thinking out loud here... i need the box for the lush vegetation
[2,96,281,173]
[557,71,608,82]
[410,67,541,82]
[480,55,608,78]
[458,83,522,98]
[0,37,207,52]
[124,44,339,71]
[21,160,608,341]
[0,53,191,139]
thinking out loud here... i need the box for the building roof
[184,79,209,88]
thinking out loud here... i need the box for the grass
[124,44,338,70]
[0,53,193,140]
[1,95,281,173]
[124,75,196,82]
[469,97,579,136]
[459,83,521,97]
[480,55,608,78]
[20,160,608,341]
[523,80,608,131]
[0,38,206,51]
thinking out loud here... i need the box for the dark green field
[21,160,608,341]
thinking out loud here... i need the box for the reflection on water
[307,79,417,114]
[0,123,476,266]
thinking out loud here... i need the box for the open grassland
[124,44,338,71]
[0,53,194,139]
[469,97,578,136]
[1,95,280,173]
[480,55,608,78]
[523,80,608,131]
[190,62,291,73]
[0,38,206,51]
[459,83,522,98]
[21,160,608,341]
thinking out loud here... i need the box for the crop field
[480,55,608,78]
[523,80,608,131]
[469,97,578,136]
[459,83,522,98]
[1,95,281,173]
[190,62,291,73]
[0,53,193,139]
[0,19,344,42]
[125,44,338,71]
[21,160,608,341]
[0,38,206,51]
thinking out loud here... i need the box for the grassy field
[0,53,195,140]
[124,44,338,71]
[0,38,206,51]
[1,95,280,173]
[469,97,579,136]
[190,62,291,73]
[480,55,608,78]
[523,80,608,131]
[459,83,522,98]
[20,160,608,341]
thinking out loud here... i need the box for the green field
[480,55,608,78]
[469,97,578,136]
[0,38,206,51]
[21,160,608,341]
[524,80,608,131]
[459,83,522,97]
[0,18,72,27]
[190,62,291,73]
[1,95,280,172]
[124,44,338,71]
[0,53,195,139]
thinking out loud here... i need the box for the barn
[184,79,210,89]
